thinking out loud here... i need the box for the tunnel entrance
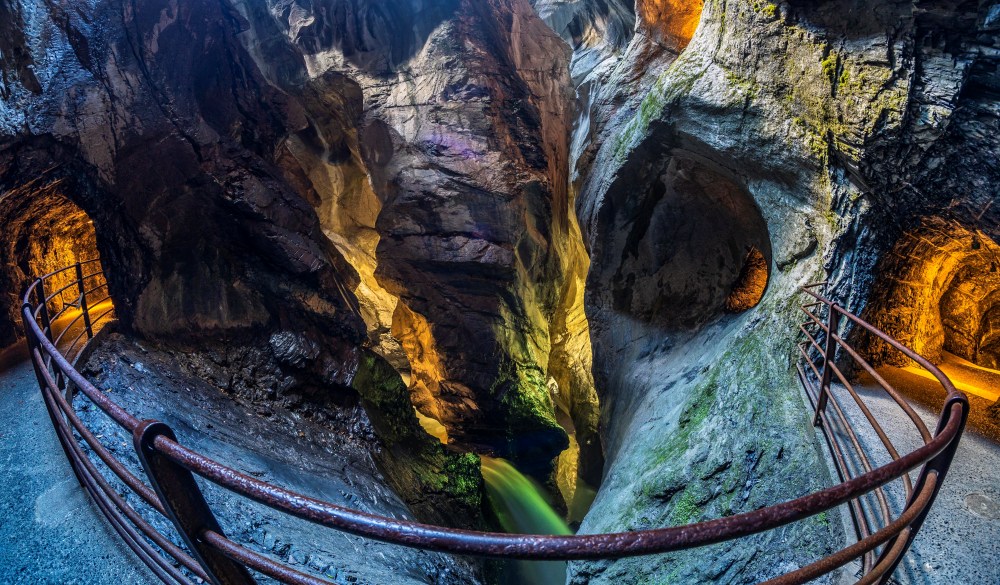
[861,218,1000,410]
[863,219,1000,369]
[0,181,104,347]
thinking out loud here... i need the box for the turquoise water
[481,456,572,585]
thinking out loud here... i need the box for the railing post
[34,283,53,343]
[133,420,256,585]
[75,261,94,339]
[871,394,969,584]
[813,304,841,426]
[33,281,65,389]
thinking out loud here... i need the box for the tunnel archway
[862,218,1000,369]
[0,180,105,347]
[859,218,1000,417]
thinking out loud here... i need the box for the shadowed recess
[605,154,773,331]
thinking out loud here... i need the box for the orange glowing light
[50,298,115,342]
[725,246,769,312]
[392,302,451,432]
[637,0,704,52]
[414,407,449,444]
[863,219,1000,372]
[899,352,1000,402]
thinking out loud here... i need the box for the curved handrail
[21,266,968,585]
[795,282,968,576]
[148,408,963,560]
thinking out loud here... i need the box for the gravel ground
[0,342,155,585]
[1,331,483,585]
[824,378,1000,585]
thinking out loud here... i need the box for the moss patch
[352,350,487,528]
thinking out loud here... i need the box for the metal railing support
[870,394,969,584]
[22,304,86,489]
[133,420,256,585]
[34,283,53,343]
[813,304,841,427]
[33,281,66,390]
[76,261,94,339]
[17,267,970,585]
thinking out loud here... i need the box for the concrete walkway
[826,379,1000,585]
[895,352,1000,403]
[0,342,155,585]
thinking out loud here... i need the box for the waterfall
[481,456,571,585]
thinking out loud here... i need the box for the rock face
[79,332,484,584]
[0,0,365,354]
[0,0,487,547]
[2,0,999,583]
[222,0,604,488]
[549,0,999,583]
[861,218,1000,370]
[0,0,603,536]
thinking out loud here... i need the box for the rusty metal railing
[21,265,968,585]
[795,282,968,583]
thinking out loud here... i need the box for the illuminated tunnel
[860,217,1000,408]
[0,179,107,347]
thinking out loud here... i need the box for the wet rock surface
[0,0,603,494]
[227,0,601,480]
[1,0,999,583]
[77,332,483,585]
[562,0,999,583]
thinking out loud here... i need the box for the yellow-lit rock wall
[636,0,703,52]
[863,218,1000,368]
[0,182,101,343]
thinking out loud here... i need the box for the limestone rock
[564,0,998,583]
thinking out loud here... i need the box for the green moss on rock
[352,349,487,528]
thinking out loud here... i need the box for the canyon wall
[0,0,487,550]
[1,0,998,583]
[224,0,603,489]
[550,0,998,583]
[0,0,602,539]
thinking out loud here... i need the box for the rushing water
[481,456,572,585]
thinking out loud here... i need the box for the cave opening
[607,154,773,331]
[861,218,1000,413]
[0,181,109,348]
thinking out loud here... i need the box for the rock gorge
[1,0,997,583]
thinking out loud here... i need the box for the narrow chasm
[229,0,607,544]
[3,0,999,584]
